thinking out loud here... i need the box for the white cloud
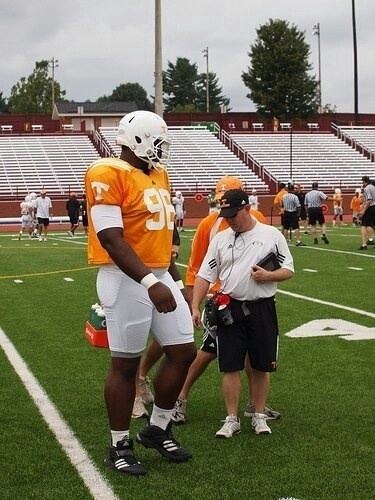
[0,0,374,112]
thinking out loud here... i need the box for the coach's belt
[231,296,274,305]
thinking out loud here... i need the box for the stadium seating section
[98,126,269,193]
[0,135,99,197]
[231,132,375,190]
[1,126,374,198]
[337,126,375,160]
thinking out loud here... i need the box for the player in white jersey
[172,191,185,231]
[18,195,33,240]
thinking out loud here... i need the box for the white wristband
[140,273,159,289]
[175,279,184,290]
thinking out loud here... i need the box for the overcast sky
[1,0,374,113]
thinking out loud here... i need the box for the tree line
[1,20,323,119]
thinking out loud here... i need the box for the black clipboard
[256,252,281,271]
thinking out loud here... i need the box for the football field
[0,225,374,500]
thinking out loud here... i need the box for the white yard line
[295,245,375,258]
[0,328,119,500]
[277,290,375,319]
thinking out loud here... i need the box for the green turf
[0,227,374,500]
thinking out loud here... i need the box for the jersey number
[144,188,175,230]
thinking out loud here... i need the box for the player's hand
[251,265,271,283]
[191,308,201,328]
[148,282,177,313]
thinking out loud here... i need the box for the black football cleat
[105,437,146,476]
[137,422,192,462]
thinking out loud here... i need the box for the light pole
[202,47,209,112]
[351,0,359,116]
[289,125,293,182]
[312,23,322,113]
[49,57,59,114]
[154,0,163,117]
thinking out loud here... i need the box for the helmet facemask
[140,136,170,171]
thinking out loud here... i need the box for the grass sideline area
[0,226,374,500]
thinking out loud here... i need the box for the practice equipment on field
[85,303,108,348]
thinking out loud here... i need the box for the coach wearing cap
[191,189,294,438]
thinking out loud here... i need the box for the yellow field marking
[0,266,98,280]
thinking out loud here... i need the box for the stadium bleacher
[231,132,375,190]
[0,135,99,197]
[337,126,375,160]
[98,125,269,193]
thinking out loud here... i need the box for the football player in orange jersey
[85,111,196,475]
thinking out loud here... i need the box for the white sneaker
[138,376,154,404]
[38,237,42,242]
[67,231,73,237]
[131,397,148,419]
[215,416,241,438]
[252,413,272,435]
[171,398,187,424]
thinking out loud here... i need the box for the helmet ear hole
[135,136,142,144]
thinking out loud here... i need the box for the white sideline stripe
[297,245,375,259]
[348,267,363,271]
[303,269,318,273]
[0,328,119,500]
[277,290,375,319]
[175,262,375,319]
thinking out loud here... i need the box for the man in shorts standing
[304,182,329,245]
[35,190,52,241]
[358,176,375,250]
[192,189,294,438]
[85,110,196,476]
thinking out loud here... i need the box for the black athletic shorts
[217,297,278,373]
[361,205,375,227]
[283,211,299,230]
[37,217,49,227]
[200,328,217,354]
[69,215,79,225]
[308,207,325,226]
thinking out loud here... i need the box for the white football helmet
[29,192,37,200]
[117,110,170,170]
[25,194,32,202]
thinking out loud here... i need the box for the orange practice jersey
[185,209,266,288]
[85,158,175,267]
[333,193,343,208]
[274,189,287,210]
[350,196,362,212]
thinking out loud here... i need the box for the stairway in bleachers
[336,126,375,161]
[98,126,269,193]
[0,135,100,197]
[231,133,375,191]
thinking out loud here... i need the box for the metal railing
[220,128,276,192]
